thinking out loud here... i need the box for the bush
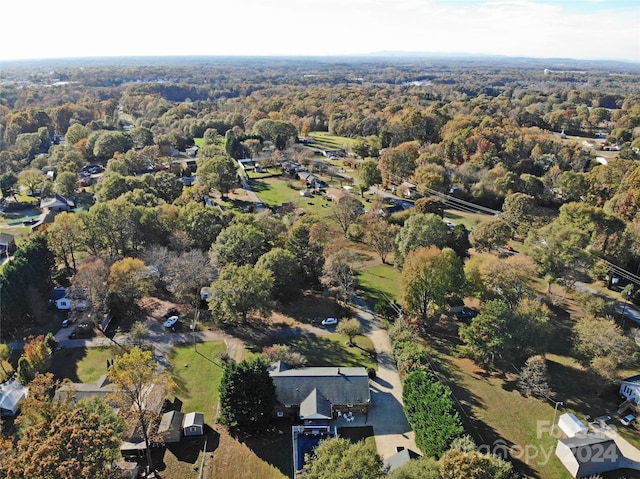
[367,367,377,379]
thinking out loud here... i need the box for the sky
[1,0,639,63]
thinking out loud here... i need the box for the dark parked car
[455,308,478,321]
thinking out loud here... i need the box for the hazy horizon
[2,0,639,63]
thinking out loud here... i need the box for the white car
[321,317,338,326]
[621,414,635,426]
[163,316,179,328]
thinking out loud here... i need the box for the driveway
[351,295,417,459]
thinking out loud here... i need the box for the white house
[619,375,640,404]
[183,412,204,436]
[54,297,72,310]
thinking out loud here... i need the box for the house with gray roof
[268,361,371,422]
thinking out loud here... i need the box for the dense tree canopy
[299,437,385,479]
[218,357,276,433]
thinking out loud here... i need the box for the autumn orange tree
[107,347,174,475]
[1,373,124,479]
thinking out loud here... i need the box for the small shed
[0,233,16,255]
[183,412,204,436]
[558,413,588,438]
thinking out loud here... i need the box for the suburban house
[620,375,640,404]
[269,363,371,477]
[48,287,88,311]
[323,188,347,203]
[0,379,28,416]
[555,433,622,478]
[269,361,371,421]
[39,194,75,212]
[54,375,116,403]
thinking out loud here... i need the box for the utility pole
[553,400,564,427]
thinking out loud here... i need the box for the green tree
[388,456,441,479]
[47,211,84,274]
[458,299,512,368]
[299,437,385,479]
[92,131,133,161]
[500,192,536,236]
[394,213,449,266]
[255,248,300,301]
[179,202,229,250]
[65,123,88,146]
[18,168,45,195]
[0,172,18,199]
[359,159,382,189]
[55,170,79,197]
[403,370,463,458]
[129,126,154,149]
[574,315,637,368]
[252,119,297,149]
[525,222,590,291]
[150,171,184,203]
[286,224,324,286]
[0,343,11,379]
[458,298,549,367]
[210,223,266,266]
[400,246,464,326]
[107,347,174,475]
[469,218,512,252]
[337,318,363,346]
[219,357,276,433]
[208,263,273,323]
[197,155,238,198]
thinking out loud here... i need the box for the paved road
[350,295,417,459]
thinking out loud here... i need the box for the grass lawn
[442,208,494,231]
[439,354,574,479]
[357,264,401,305]
[49,346,115,384]
[244,332,377,371]
[162,341,293,479]
[308,131,354,151]
[167,342,227,419]
[249,176,335,219]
